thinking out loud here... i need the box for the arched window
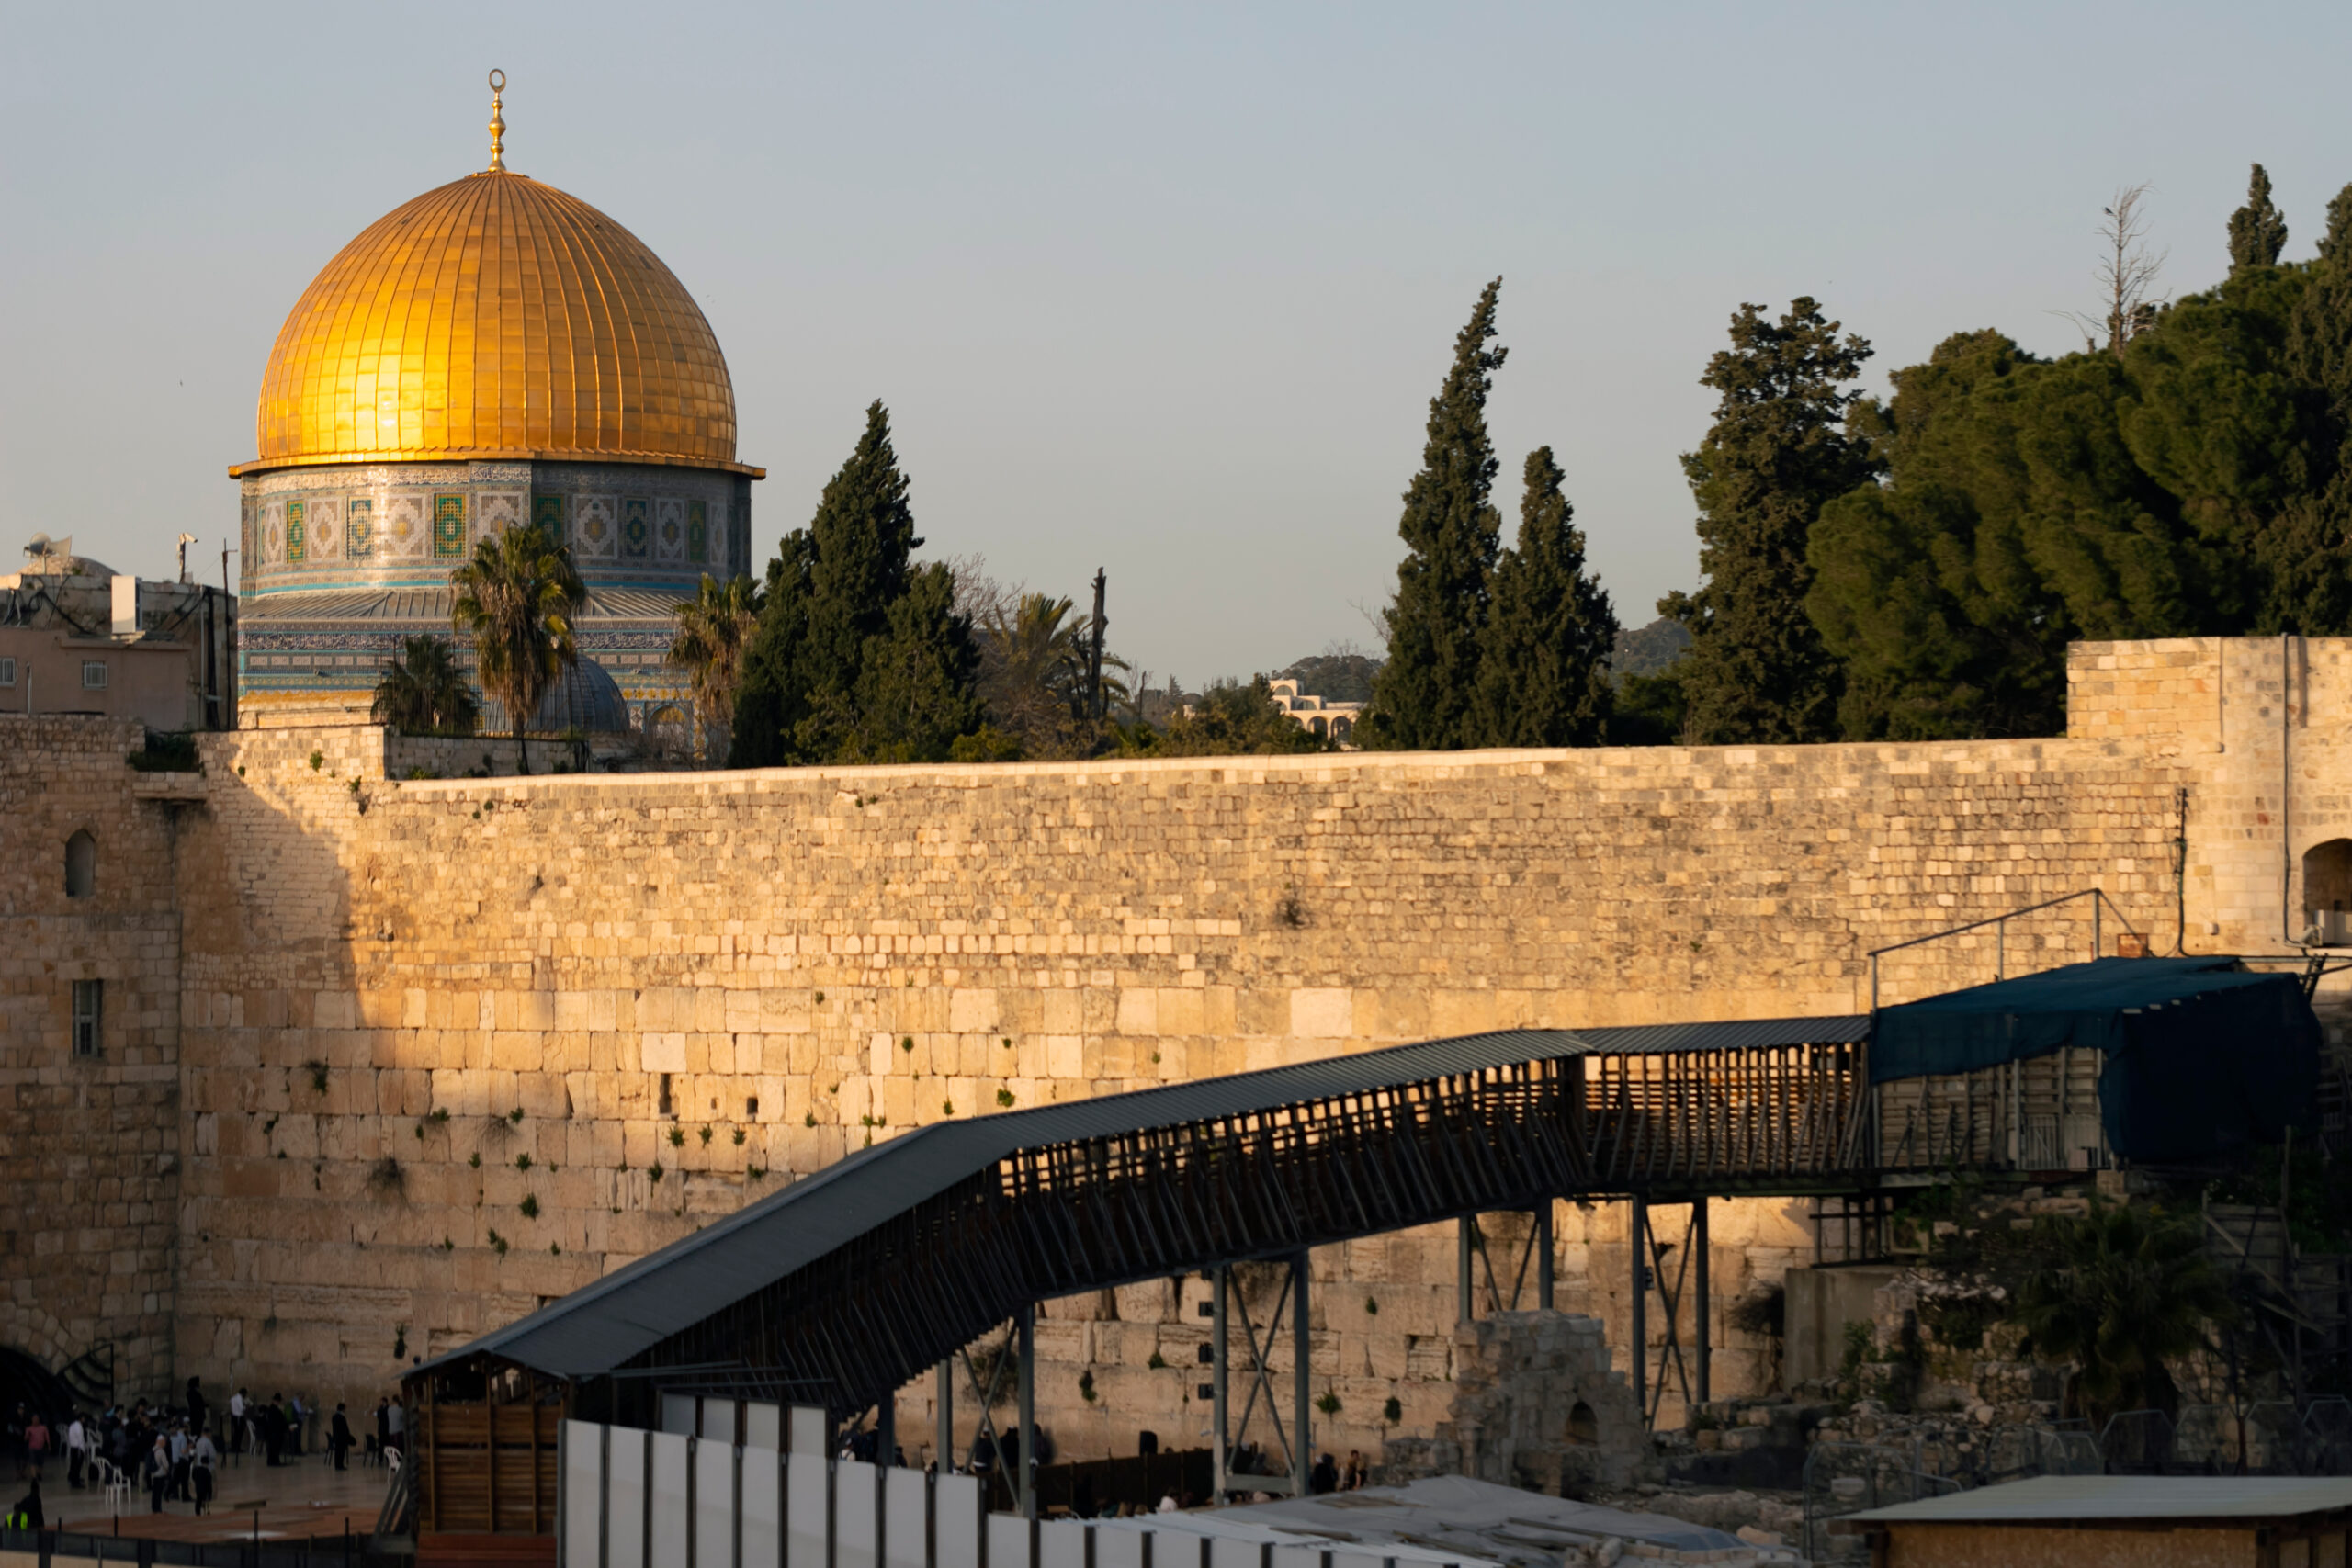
[2307,839,2352,945]
[63,829,96,899]
[1310,716,1327,738]
[1566,1400,1598,1445]
[1331,716,1352,742]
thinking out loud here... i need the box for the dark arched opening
[2306,839,2352,945]
[64,829,96,899]
[1566,1400,1598,1445]
[0,1347,77,1424]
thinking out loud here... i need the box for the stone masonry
[2,637,2348,1466]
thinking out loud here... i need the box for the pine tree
[1476,447,1617,746]
[2227,164,2290,274]
[1363,279,1506,750]
[730,401,983,765]
[1667,298,1878,744]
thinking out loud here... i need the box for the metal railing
[1868,889,2143,1010]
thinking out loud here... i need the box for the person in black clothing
[6,1478,40,1529]
[1309,1452,1339,1495]
[185,1378,208,1442]
[329,1404,354,1472]
[261,1396,284,1468]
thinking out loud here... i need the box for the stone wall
[7,637,2350,1464]
[0,716,187,1393]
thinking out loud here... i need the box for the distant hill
[1611,616,1691,678]
[1275,652,1382,705]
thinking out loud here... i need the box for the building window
[64,829,96,898]
[82,661,108,690]
[0,657,15,686]
[72,979,102,1057]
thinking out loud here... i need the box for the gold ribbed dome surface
[242,170,741,473]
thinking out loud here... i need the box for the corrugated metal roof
[237,585,689,625]
[418,1016,1866,1382]
[1848,1474,2352,1524]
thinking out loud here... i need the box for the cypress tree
[730,401,982,764]
[1476,446,1617,746]
[1668,298,1878,744]
[2227,164,2290,274]
[1363,279,1506,750]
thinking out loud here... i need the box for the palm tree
[668,574,763,762]
[371,635,480,736]
[450,522,587,774]
[2017,1201,2233,1426]
[976,592,1131,755]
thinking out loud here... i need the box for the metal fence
[0,1523,372,1566]
[2102,1398,2352,1475]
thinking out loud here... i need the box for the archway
[64,829,96,898]
[0,1347,77,1423]
[1566,1400,1598,1445]
[2306,839,2352,945]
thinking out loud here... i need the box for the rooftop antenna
[177,532,198,584]
[486,69,507,173]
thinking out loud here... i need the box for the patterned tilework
[286,501,306,564]
[687,499,707,564]
[533,493,564,540]
[346,499,372,558]
[433,495,467,557]
[623,498,650,558]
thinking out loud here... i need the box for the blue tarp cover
[1871,956,2321,1161]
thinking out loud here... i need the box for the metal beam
[1692,1198,1710,1405]
[1291,1250,1311,1497]
[1456,1217,1474,1325]
[1629,1195,1647,1417]
[1211,1267,1229,1499]
[1535,1204,1555,1311]
[1015,1303,1035,1520]
[935,1359,951,1473]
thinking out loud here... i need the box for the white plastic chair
[387,1445,402,1477]
[101,1456,131,1513]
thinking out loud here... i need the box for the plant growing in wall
[304,1060,329,1094]
[309,750,324,771]
[1383,1397,1402,1425]
[468,1151,481,1169]
[731,1127,746,1145]
[804,1112,818,1128]
[747,1166,766,1181]
[487,1228,509,1257]
[519,1194,539,1219]
[508,1107,525,1125]
[649,1161,665,1184]
[1078,1371,1097,1404]
[514,1153,532,1170]
[667,1126,685,1148]
[1317,1391,1341,1416]
[698,1125,713,1146]
[1147,1352,1168,1370]
[367,1156,403,1200]
[997,1089,1015,1108]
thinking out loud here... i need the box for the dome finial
[487,69,507,173]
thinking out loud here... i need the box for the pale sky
[5,2,2348,683]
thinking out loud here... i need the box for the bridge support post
[1211,1266,1229,1500]
[1692,1197,1710,1405]
[1016,1303,1035,1520]
[1629,1195,1647,1419]
[936,1359,952,1473]
[1456,1217,1474,1324]
[878,1383,895,1468]
[1535,1204,1555,1311]
[1292,1250,1311,1496]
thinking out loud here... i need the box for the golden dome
[236,169,753,476]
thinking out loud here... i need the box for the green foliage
[1143,678,1329,757]
[1668,297,1879,743]
[1382,1395,1402,1424]
[1610,617,1691,678]
[128,730,202,773]
[667,1125,685,1148]
[1610,667,1689,745]
[1316,1391,1341,1416]
[450,523,586,773]
[1274,651,1381,705]
[2229,164,2290,275]
[1476,446,1617,745]
[372,634,480,737]
[519,1193,539,1219]
[1365,278,1506,750]
[971,591,1122,758]
[668,574,764,761]
[996,1088,1015,1108]
[731,402,984,766]
[2016,1201,2232,1424]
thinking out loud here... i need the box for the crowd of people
[3,1378,409,1531]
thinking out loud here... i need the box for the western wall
[5,636,2348,1465]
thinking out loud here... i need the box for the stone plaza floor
[50,1450,392,1547]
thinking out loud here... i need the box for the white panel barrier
[935,1472,983,1567]
[1272,1546,1327,1568]
[605,1426,648,1568]
[836,1461,880,1568]
[790,1403,830,1455]
[786,1453,831,1568]
[884,1466,931,1568]
[1097,1526,1148,1568]
[662,1393,698,1437]
[650,1431,692,1566]
[746,1400,785,1450]
[1211,1537,1261,1568]
[695,1436,737,1568]
[563,1419,604,1563]
[1331,1552,1386,1568]
[989,1511,1035,1568]
[743,1447,784,1568]
[703,1398,741,1442]
[1040,1517,1089,1568]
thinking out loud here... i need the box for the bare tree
[2059,184,2168,358]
